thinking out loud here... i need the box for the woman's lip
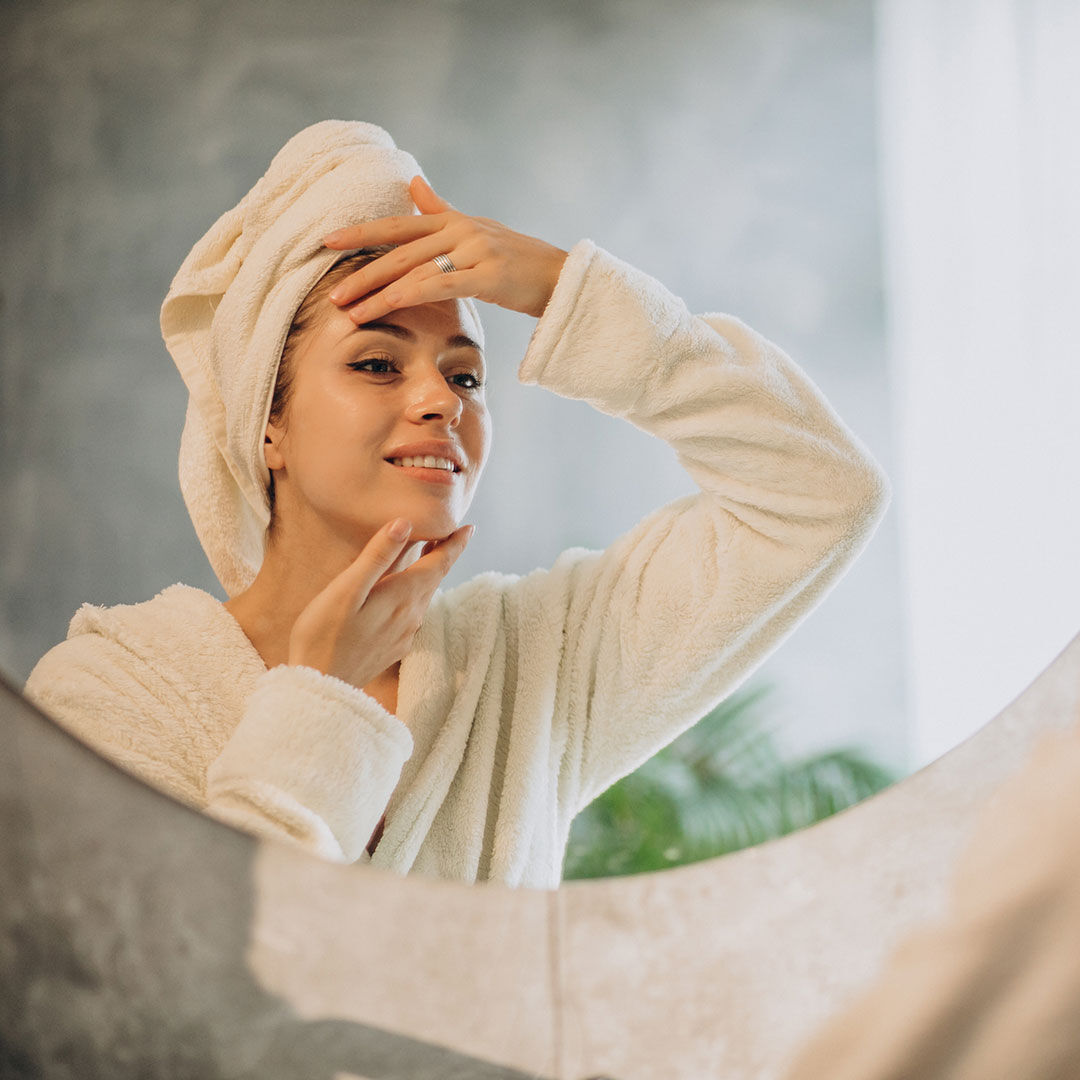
[383,442,465,471]
[384,461,458,485]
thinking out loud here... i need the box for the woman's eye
[450,372,484,390]
[349,357,396,374]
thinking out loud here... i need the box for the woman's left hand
[322,176,568,323]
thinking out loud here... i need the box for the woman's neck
[223,528,356,669]
[223,527,417,704]
[229,572,400,713]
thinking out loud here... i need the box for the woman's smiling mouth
[387,455,459,472]
[384,454,462,486]
[382,440,466,483]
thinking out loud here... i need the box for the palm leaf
[562,683,897,880]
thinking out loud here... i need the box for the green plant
[562,684,897,880]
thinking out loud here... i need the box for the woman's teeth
[389,456,457,472]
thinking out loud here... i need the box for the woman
[25,121,888,888]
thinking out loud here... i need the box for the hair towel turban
[160,120,469,597]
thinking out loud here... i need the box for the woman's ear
[263,423,287,472]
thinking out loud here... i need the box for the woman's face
[264,296,491,554]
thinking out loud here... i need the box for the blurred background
[2,0,1077,812]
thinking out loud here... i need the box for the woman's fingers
[410,175,455,213]
[350,522,472,608]
[348,266,484,325]
[323,211,447,252]
[323,176,455,253]
[379,524,473,594]
[335,520,471,608]
[287,523,472,688]
[324,175,568,319]
[359,523,473,653]
[403,524,474,587]
[324,175,471,311]
[329,232,466,310]
[329,517,415,607]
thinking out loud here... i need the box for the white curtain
[876,0,1080,765]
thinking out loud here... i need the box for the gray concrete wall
[0,0,904,766]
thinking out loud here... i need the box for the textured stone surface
[557,632,1080,1078]
[0,678,553,1079]
[247,850,556,1076]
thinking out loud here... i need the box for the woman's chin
[367,508,461,545]
[373,485,473,544]
[399,499,468,543]
[327,503,465,552]
[409,518,461,544]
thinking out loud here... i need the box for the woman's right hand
[286,518,472,693]
[323,176,567,322]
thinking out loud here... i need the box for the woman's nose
[404,367,462,426]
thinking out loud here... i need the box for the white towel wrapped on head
[160,120,470,596]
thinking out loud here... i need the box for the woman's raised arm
[420,237,890,827]
[324,186,889,818]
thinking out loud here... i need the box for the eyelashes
[347,356,395,374]
[346,357,485,390]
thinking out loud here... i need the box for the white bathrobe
[25,241,888,889]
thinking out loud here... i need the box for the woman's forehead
[321,298,484,354]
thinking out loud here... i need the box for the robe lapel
[371,586,503,876]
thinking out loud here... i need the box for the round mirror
[3,0,1076,882]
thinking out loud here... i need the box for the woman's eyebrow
[447,333,483,353]
[353,320,482,353]
[353,319,414,341]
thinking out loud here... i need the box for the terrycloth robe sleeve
[201,666,412,860]
[24,627,412,863]
[507,240,889,811]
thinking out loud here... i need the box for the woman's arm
[203,664,413,860]
[513,240,888,807]
[24,626,412,862]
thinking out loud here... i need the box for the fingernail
[328,288,346,304]
[324,229,347,244]
[388,518,411,541]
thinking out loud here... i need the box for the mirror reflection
[7,0,1073,883]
